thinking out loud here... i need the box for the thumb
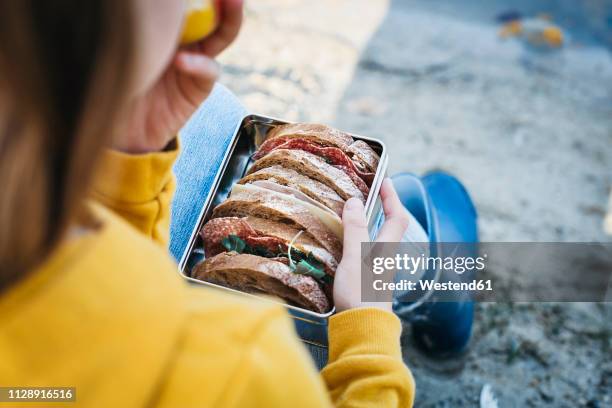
[341,198,370,260]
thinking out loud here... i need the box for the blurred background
[217,0,611,406]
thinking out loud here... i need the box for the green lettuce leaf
[221,234,246,253]
[294,259,326,280]
[220,234,333,284]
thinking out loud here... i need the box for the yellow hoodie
[0,144,415,407]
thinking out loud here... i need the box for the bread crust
[348,140,380,173]
[193,252,330,313]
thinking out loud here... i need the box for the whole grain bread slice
[212,186,343,261]
[192,252,330,313]
[348,140,380,173]
[238,165,345,216]
[247,149,365,202]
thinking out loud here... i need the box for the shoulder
[79,202,185,317]
[87,202,176,269]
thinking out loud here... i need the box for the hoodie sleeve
[91,140,179,248]
[228,307,415,408]
[322,308,416,407]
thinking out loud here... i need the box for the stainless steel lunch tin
[178,114,388,347]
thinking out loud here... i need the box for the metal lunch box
[177,113,388,347]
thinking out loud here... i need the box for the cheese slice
[248,180,338,217]
[231,183,344,239]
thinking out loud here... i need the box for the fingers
[380,178,405,217]
[175,52,220,79]
[174,52,219,106]
[341,198,370,260]
[376,178,411,242]
[199,0,244,57]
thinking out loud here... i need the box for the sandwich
[193,184,340,313]
[193,208,339,313]
[212,184,342,253]
[192,123,380,314]
[253,123,380,181]
[193,252,330,313]
[198,215,339,276]
[247,149,366,203]
[238,165,345,216]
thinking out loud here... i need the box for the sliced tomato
[253,136,295,159]
[244,235,287,254]
[201,218,335,277]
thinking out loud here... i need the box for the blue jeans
[169,84,247,260]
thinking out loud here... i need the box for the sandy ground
[218,0,612,406]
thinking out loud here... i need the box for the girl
[0,0,415,406]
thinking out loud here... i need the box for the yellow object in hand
[180,0,218,45]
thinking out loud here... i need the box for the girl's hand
[115,0,243,154]
[333,178,411,313]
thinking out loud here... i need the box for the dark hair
[0,1,135,286]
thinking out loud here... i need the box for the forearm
[322,308,415,407]
[91,140,179,248]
